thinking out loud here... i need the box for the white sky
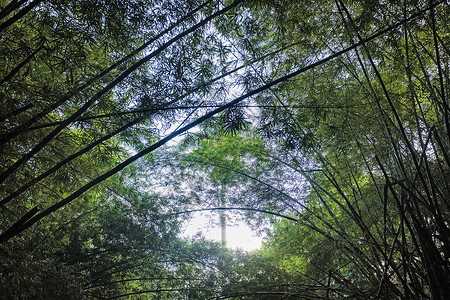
[181,211,265,252]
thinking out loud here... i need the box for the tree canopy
[1,0,449,299]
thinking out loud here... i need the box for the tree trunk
[220,182,226,245]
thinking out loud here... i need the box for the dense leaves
[1,0,449,299]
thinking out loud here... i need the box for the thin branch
[0,0,43,32]
[0,0,26,20]
[169,207,298,222]
[0,103,34,123]
[107,288,206,299]
[26,104,359,131]
[0,44,44,85]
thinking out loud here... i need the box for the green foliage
[182,133,266,185]
[1,0,450,299]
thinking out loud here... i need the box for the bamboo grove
[0,0,449,299]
